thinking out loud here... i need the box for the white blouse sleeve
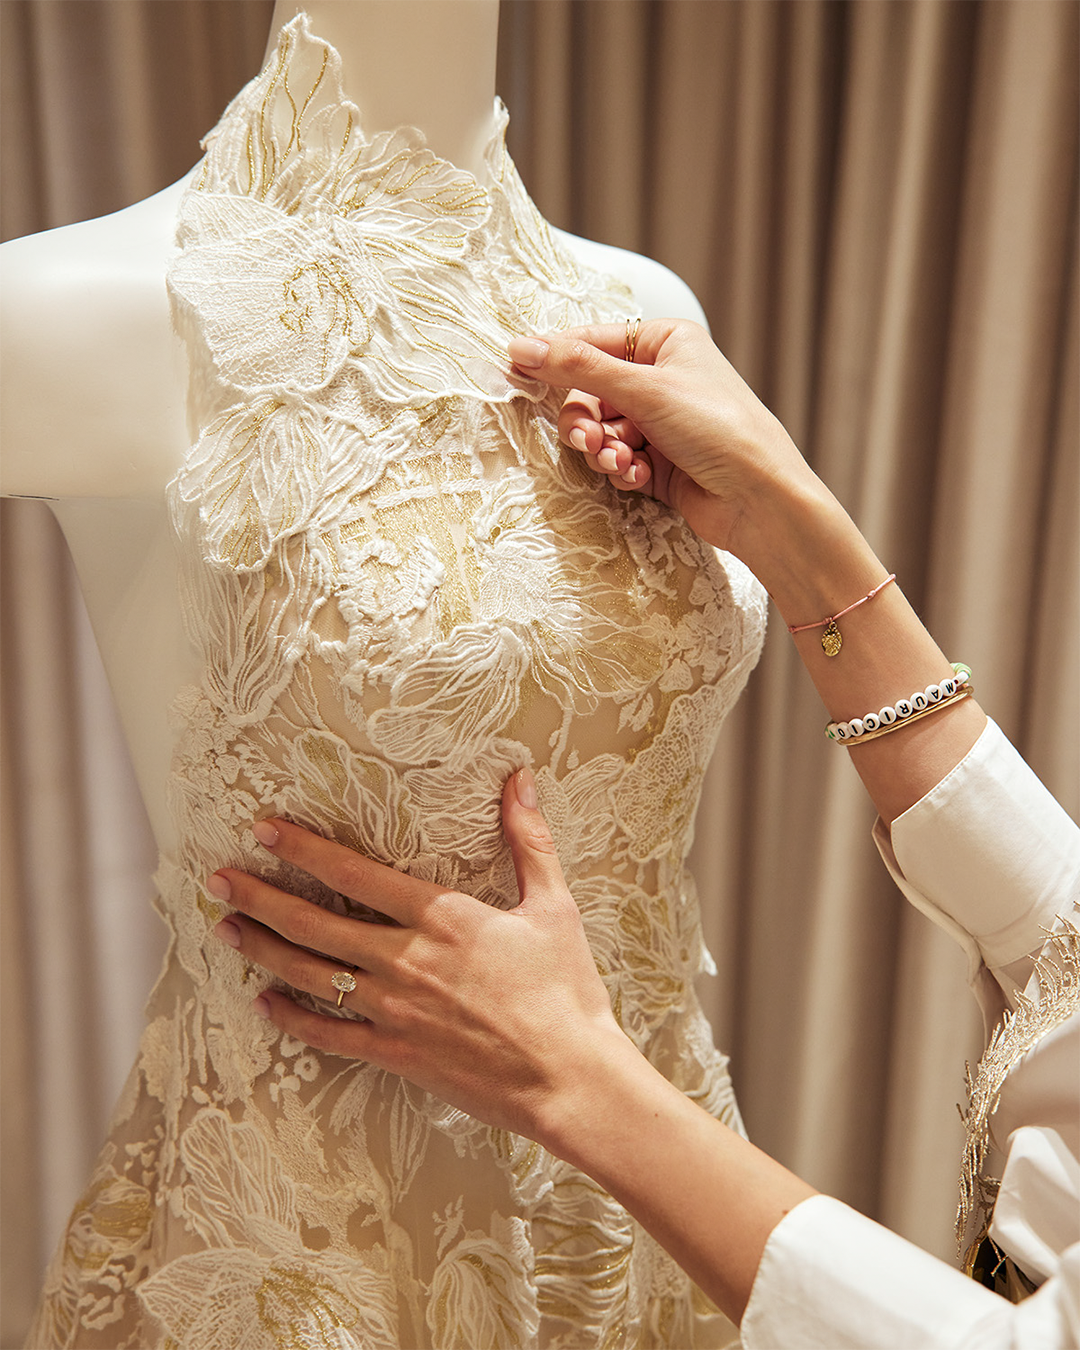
[741,721,1080,1350]
[741,1197,1080,1349]
[872,719,1080,1018]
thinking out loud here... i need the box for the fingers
[560,397,644,457]
[559,385,651,488]
[509,330,660,421]
[605,453,654,491]
[513,320,681,367]
[523,321,673,497]
[208,866,401,976]
[246,817,441,925]
[254,988,386,1061]
[559,391,605,453]
[501,769,570,906]
[215,909,377,1017]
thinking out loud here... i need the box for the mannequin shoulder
[1,180,191,498]
[553,230,709,328]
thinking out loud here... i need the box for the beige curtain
[2,2,1076,1344]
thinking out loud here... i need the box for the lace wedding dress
[29,17,766,1349]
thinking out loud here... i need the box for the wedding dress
[29,17,766,1349]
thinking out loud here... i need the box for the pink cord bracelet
[788,574,897,656]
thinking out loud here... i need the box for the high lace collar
[169,13,633,408]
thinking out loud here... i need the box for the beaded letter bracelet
[826,664,973,745]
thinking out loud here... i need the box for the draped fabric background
[1,1,1076,1343]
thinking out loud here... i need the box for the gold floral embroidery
[957,919,1080,1268]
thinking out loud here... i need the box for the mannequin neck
[264,1,500,177]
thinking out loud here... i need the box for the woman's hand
[208,769,627,1145]
[508,319,826,572]
[210,767,817,1325]
[512,321,986,825]
[211,772,817,1325]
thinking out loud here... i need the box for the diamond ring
[330,969,357,1008]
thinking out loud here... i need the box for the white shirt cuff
[873,720,1080,974]
[741,1194,1002,1349]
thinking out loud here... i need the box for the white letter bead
[828,665,973,746]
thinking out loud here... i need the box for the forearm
[536,1029,816,1325]
[737,471,987,825]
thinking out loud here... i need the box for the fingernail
[206,872,231,901]
[515,766,538,809]
[568,427,588,452]
[508,336,549,369]
[214,919,241,948]
[252,996,271,1019]
[252,819,279,848]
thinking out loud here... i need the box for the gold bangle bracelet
[841,689,974,747]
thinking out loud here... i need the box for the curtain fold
[2,2,1076,1342]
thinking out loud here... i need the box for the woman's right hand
[508,319,824,569]
[511,322,988,828]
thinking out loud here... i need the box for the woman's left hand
[207,768,625,1143]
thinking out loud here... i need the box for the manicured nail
[252,819,279,848]
[568,427,588,452]
[214,918,241,948]
[508,336,549,369]
[515,766,538,809]
[252,996,271,1019]
[206,873,231,901]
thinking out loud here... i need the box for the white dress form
[0,0,705,858]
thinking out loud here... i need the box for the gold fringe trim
[957,917,1080,1268]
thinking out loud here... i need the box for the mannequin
[0,0,705,856]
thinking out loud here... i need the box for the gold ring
[330,969,357,1008]
[624,316,641,363]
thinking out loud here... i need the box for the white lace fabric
[29,17,766,1349]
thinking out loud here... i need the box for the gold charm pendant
[821,620,842,656]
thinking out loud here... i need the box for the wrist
[531,1020,665,1171]
[733,471,885,625]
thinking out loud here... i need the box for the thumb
[501,768,567,905]
[509,330,657,423]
